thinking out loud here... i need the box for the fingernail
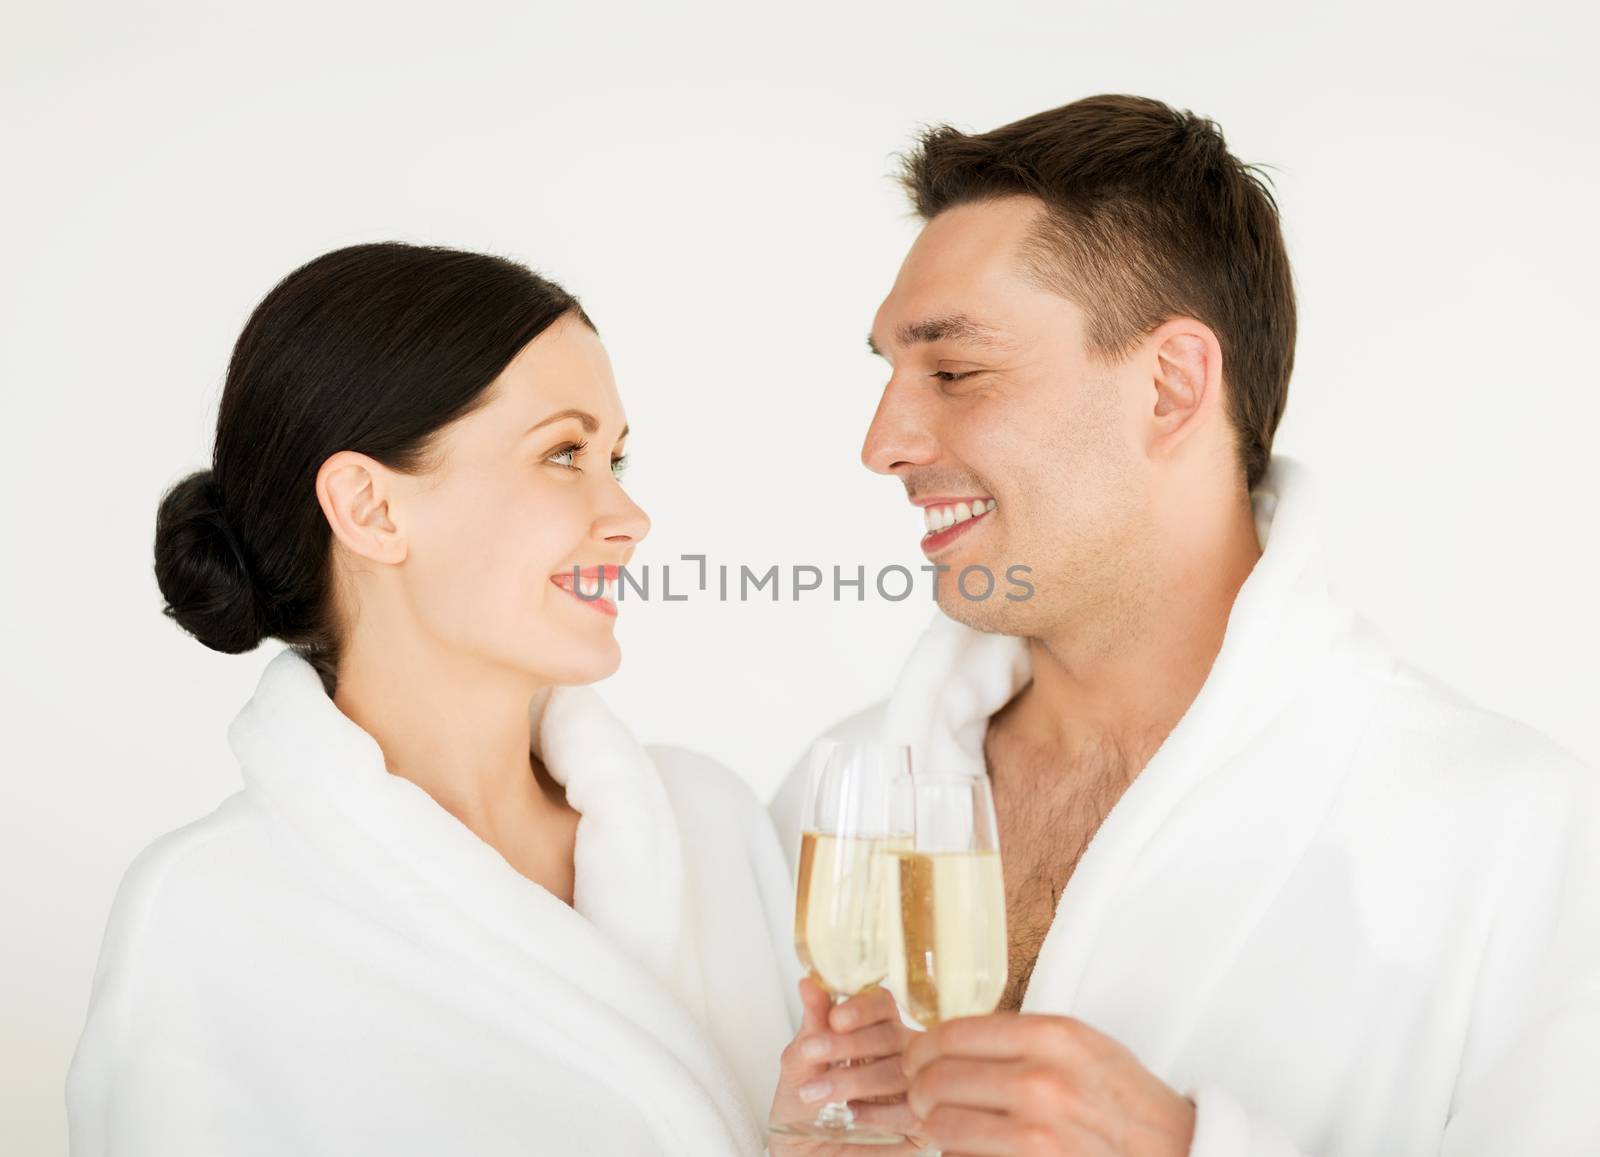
[832,1011,855,1031]
[800,1038,829,1062]
[798,1080,831,1103]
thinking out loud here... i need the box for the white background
[3,1,1596,1151]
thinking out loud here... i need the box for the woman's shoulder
[72,794,276,1057]
[644,744,770,830]
[641,744,800,885]
[101,793,266,928]
[643,743,803,1025]
[91,794,278,967]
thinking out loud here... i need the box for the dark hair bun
[154,243,586,676]
[153,470,271,653]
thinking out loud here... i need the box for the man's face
[864,195,1155,637]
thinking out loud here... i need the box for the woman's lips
[550,565,620,617]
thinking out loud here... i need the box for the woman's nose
[596,484,650,548]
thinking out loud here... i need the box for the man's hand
[903,1012,1196,1156]
[768,977,924,1155]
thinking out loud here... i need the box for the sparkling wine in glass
[895,771,1008,1157]
[770,740,912,1146]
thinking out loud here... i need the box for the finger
[905,1013,1088,1078]
[808,1019,910,1065]
[797,976,833,1032]
[822,1054,910,1104]
[903,1025,941,1079]
[780,980,838,1084]
[829,982,902,1032]
[916,1104,1033,1157]
[935,1013,1092,1063]
[845,1098,922,1139]
[778,1031,831,1085]
[908,1058,1035,1119]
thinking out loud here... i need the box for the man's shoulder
[819,699,894,745]
[774,698,891,795]
[1369,649,1584,767]
[765,700,892,864]
[1337,635,1597,836]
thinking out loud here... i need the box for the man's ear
[316,450,407,566]
[1148,320,1223,458]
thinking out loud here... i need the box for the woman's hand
[768,976,926,1155]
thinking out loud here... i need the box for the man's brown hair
[899,94,1295,491]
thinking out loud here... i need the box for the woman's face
[382,315,649,686]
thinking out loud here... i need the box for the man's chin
[934,585,1028,636]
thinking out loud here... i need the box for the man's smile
[914,495,997,556]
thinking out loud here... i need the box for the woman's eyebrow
[523,410,630,445]
[525,408,599,436]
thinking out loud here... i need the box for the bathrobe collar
[225,651,755,1153]
[882,454,1353,778]
[230,660,694,996]
[878,455,1367,1018]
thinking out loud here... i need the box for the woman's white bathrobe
[772,456,1600,1156]
[68,648,800,1156]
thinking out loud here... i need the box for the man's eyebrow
[866,314,1013,358]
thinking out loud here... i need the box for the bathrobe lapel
[879,457,1379,1072]
[227,651,759,1155]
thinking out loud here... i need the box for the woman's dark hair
[153,242,592,694]
[899,94,1295,491]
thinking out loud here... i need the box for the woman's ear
[317,450,407,566]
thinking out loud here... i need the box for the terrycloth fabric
[771,455,1600,1156]
[68,647,800,1156]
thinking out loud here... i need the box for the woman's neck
[332,634,579,902]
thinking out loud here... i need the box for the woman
[65,242,813,1155]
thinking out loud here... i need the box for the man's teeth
[923,498,997,533]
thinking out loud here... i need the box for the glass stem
[913,1015,941,1155]
[813,992,857,1128]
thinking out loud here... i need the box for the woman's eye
[546,440,587,468]
[545,441,627,478]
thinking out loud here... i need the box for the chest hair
[984,723,1141,1012]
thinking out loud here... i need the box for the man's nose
[861,377,939,475]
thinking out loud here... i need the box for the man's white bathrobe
[772,456,1600,1156]
[69,647,800,1156]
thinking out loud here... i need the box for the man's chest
[987,741,1136,1011]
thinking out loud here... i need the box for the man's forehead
[912,196,1048,262]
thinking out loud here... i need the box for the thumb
[775,977,836,1098]
[798,976,833,1033]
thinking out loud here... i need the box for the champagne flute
[895,771,1008,1157]
[770,739,913,1146]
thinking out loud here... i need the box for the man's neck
[998,502,1263,774]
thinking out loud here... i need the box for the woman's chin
[535,637,623,686]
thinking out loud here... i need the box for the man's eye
[932,370,977,383]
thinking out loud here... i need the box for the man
[769,95,1599,1155]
